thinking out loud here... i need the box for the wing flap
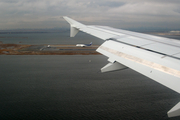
[97,40,180,94]
[115,36,155,46]
[144,43,180,56]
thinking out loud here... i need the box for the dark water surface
[0,55,180,120]
[0,32,103,45]
[1,31,180,45]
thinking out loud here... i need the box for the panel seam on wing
[99,46,180,78]
[106,39,180,60]
[94,26,180,48]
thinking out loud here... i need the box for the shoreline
[0,44,101,55]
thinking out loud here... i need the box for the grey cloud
[0,0,180,30]
[90,1,126,8]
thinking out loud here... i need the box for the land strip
[0,44,100,55]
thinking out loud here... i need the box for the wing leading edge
[63,16,180,117]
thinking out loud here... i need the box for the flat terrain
[0,44,100,55]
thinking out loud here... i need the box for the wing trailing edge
[70,27,79,37]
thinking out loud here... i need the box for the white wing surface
[63,16,180,117]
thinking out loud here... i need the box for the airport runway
[18,44,99,51]
[0,44,100,55]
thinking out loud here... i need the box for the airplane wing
[63,16,180,117]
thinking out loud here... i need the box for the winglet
[63,16,85,37]
[168,102,180,117]
[70,26,79,37]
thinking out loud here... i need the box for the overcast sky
[0,0,180,30]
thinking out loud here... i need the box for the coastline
[0,44,101,55]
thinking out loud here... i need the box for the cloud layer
[0,0,180,30]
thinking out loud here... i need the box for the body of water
[0,31,180,119]
[0,30,180,45]
[0,31,103,45]
[0,55,180,120]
